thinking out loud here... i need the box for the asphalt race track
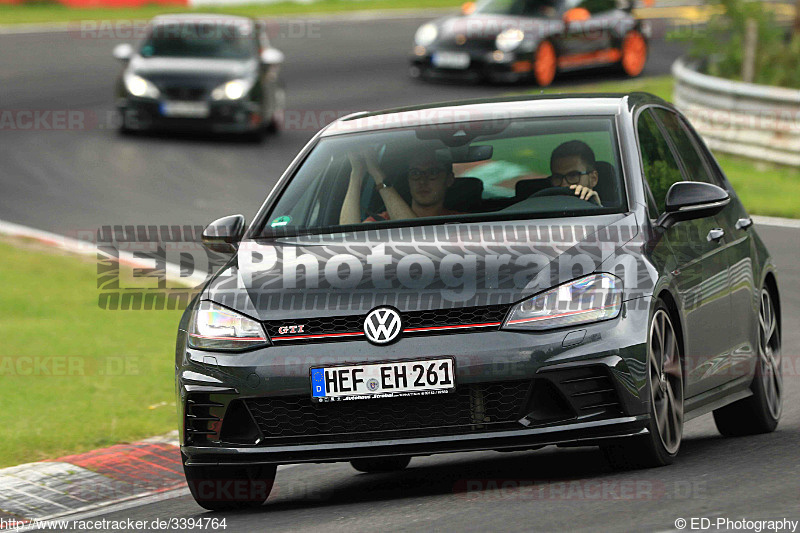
[2,13,799,532]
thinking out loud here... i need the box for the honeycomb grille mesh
[244,380,531,444]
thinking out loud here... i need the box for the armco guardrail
[672,57,800,166]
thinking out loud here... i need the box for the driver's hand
[570,184,601,206]
[363,148,385,185]
[347,151,366,178]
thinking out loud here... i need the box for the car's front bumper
[410,47,534,83]
[118,98,263,133]
[177,297,653,466]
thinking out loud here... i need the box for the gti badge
[363,307,402,345]
[277,324,305,335]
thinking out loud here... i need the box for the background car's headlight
[495,28,525,52]
[211,79,252,100]
[188,301,269,351]
[415,23,438,46]
[502,273,622,331]
[123,72,159,99]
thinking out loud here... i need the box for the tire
[532,40,557,87]
[602,300,684,470]
[183,456,276,511]
[619,30,647,78]
[713,287,781,436]
[350,456,411,473]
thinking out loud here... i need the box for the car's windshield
[475,0,561,17]
[256,116,624,238]
[140,22,256,60]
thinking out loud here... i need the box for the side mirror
[461,1,476,15]
[202,215,246,254]
[113,43,133,61]
[562,7,590,24]
[260,48,285,66]
[656,181,730,229]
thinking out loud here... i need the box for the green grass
[515,74,800,218]
[0,0,456,25]
[0,239,184,467]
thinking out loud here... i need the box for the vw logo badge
[363,307,402,345]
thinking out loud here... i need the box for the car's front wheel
[350,456,411,473]
[602,301,684,470]
[532,40,557,87]
[183,456,276,511]
[713,286,781,436]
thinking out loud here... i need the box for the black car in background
[176,93,781,511]
[113,15,285,139]
[410,0,650,85]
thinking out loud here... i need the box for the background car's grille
[240,380,532,444]
[263,304,510,343]
[162,87,207,101]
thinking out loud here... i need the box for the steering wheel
[530,186,599,205]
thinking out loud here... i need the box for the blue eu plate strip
[311,368,326,398]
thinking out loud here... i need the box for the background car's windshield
[140,22,256,59]
[475,0,561,17]
[258,116,624,237]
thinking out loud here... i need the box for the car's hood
[130,56,255,83]
[203,213,644,321]
[433,14,558,41]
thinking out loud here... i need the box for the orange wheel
[621,30,647,77]
[533,40,557,87]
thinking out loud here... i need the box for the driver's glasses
[549,170,590,186]
[408,167,445,183]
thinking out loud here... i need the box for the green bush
[671,0,800,88]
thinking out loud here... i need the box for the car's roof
[321,93,667,136]
[150,13,254,26]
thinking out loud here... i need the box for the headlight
[188,301,269,351]
[415,23,438,46]
[124,72,159,99]
[211,79,252,101]
[495,28,525,52]
[503,273,622,331]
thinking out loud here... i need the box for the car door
[654,109,758,382]
[636,108,733,398]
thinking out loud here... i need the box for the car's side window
[651,108,722,187]
[636,109,684,215]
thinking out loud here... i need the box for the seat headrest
[445,177,483,212]
[593,161,619,205]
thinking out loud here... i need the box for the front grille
[162,86,207,101]
[242,380,531,444]
[263,304,510,343]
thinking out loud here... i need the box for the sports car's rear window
[256,116,625,237]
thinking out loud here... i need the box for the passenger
[549,140,603,206]
[339,149,461,224]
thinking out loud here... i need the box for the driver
[549,140,602,206]
[339,148,460,224]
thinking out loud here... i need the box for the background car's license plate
[160,101,210,118]
[311,358,455,402]
[432,52,470,69]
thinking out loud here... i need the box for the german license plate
[160,101,210,118]
[310,358,455,402]
[432,51,470,69]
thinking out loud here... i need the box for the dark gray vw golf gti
[176,93,782,510]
